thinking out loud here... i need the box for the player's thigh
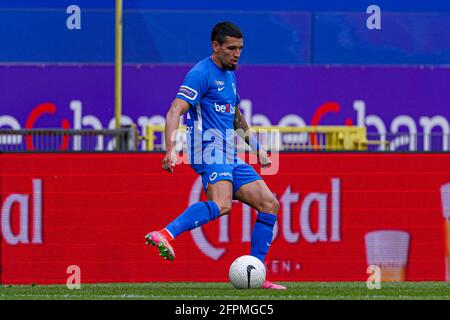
[206,180,233,216]
[200,163,234,215]
[234,179,279,214]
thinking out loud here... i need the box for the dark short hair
[211,22,243,45]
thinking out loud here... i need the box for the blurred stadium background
[0,0,450,297]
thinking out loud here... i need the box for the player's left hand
[257,149,272,168]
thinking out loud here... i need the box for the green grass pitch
[0,282,449,300]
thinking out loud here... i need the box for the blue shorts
[192,163,262,195]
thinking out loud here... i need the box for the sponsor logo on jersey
[209,172,218,181]
[209,172,233,181]
[177,86,198,100]
[214,103,235,114]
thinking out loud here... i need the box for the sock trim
[255,219,274,227]
[256,212,277,226]
[158,228,175,241]
[206,200,220,220]
[163,228,174,240]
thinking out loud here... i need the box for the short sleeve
[176,70,209,107]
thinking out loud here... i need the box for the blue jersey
[176,56,241,171]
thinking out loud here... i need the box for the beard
[226,64,236,71]
[216,55,237,71]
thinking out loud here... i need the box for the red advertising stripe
[0,153,449,284]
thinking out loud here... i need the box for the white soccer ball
[229,255,266,289]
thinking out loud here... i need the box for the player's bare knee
[218,202,232,216]
[272,198,280,214]
[260,197,280,214]
[270,197,280,214]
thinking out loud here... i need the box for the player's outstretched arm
[234,106,271,167]
[162,98,190,173]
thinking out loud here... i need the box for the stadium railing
[2,126,447,152]
[145,125,372,152]
[0,127,140,152]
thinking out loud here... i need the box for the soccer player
[145,22,286,290]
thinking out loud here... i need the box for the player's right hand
[162,150,177,174]
[257,149,272,168]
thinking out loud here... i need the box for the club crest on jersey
[178,86,198,100]
[209,172,218,181]
[209,172,232,181]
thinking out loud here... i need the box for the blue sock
[165,201,220,238]
[250,212,277,263]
